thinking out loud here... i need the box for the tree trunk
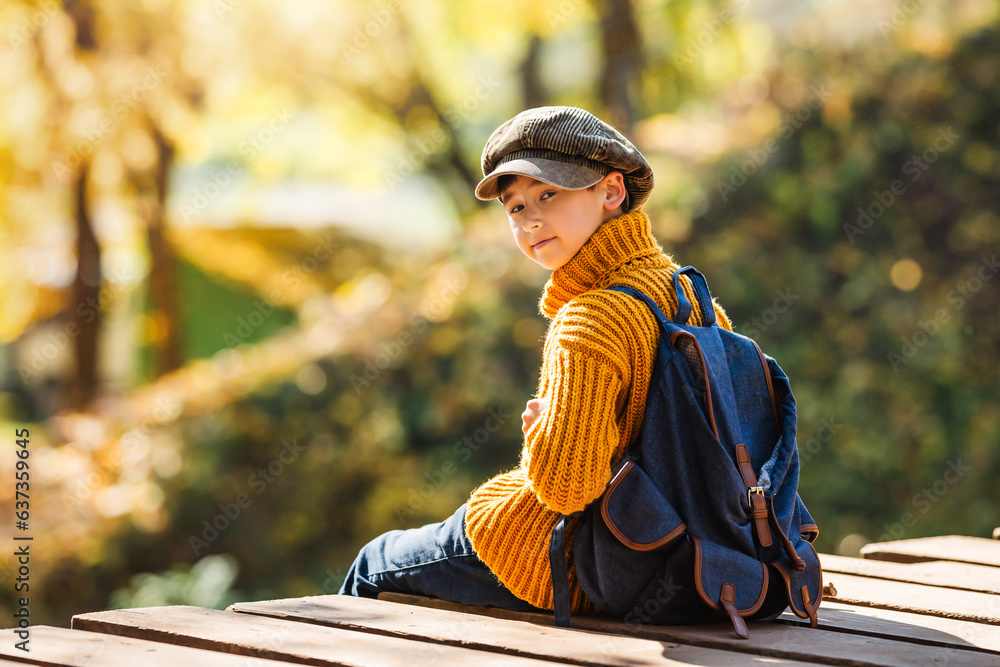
[69,161,101,408]
[144,123,183,376]
[593,0,643,135]
[520,34,545,110]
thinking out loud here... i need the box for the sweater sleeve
[713,299,734,331]
[521,306,629,515]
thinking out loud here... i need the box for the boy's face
[499,172,626,270]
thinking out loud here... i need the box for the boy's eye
[508,191,555,215]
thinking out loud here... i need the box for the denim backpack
[549,266,822,638]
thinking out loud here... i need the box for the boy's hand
[522,397,549,434]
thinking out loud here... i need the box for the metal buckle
[747,486,764,507]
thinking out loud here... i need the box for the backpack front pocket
[602,460,687,550]
[573,460,687,616]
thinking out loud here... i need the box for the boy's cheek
[512,233,535,260]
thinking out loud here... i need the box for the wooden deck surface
[1,535,997,666]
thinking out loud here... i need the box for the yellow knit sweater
[464,208,733,613]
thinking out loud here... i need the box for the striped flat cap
[475,106,654,212]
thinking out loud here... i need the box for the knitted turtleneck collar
[540,209,672,318]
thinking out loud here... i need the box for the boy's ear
[601,171,628,212]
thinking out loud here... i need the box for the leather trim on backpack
[669,330,718,440]
[800,524,820,542]
[735,444,773,548]
[692,537,769,616]
[720,583,750,639]
[768,539,824,621]
[601,461,688,551]
[749,338,779,432]
[766,495,804,570]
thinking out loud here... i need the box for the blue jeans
[338,503,545,612]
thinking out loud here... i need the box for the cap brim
[475,157,606,201]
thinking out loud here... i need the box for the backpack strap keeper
[720,583,750,640]
[735,444,772,548]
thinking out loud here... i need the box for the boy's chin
[534,258,568,271]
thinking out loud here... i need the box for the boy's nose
[520,208,542,230]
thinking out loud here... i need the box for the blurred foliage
[108,554,241,610]
[1,0,998,630]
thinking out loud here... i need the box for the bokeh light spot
[296,363,327,395]
[890,258,922,291]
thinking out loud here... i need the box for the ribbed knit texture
[465,208,733,613]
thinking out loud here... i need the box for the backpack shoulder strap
[549,514,572,627]
[672,266,716,326]
[606,268,717,328]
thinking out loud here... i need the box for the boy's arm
[521,291,729,515]
[522,302,630,515]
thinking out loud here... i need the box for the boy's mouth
[532,237,554,249]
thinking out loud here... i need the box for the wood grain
[778,601,1000,654]
[821,571,1000,624]
[821,553,1000,594]
[231,595,823,667]
[0,624,307,667]
[860,536,1000,567]
[238,593,999,667]
[72,604,613,667]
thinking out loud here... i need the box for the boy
[340,106,732,615]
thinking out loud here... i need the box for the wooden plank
[0,625,308,666]
[821,553,1000,595]
[72,604,586,667]
[379,594,1000,666]
[242,593,999,667]
[778,601,1000,655]
[230,595,823,667]
[823,571,1000,624]
[861,536,1000,567]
